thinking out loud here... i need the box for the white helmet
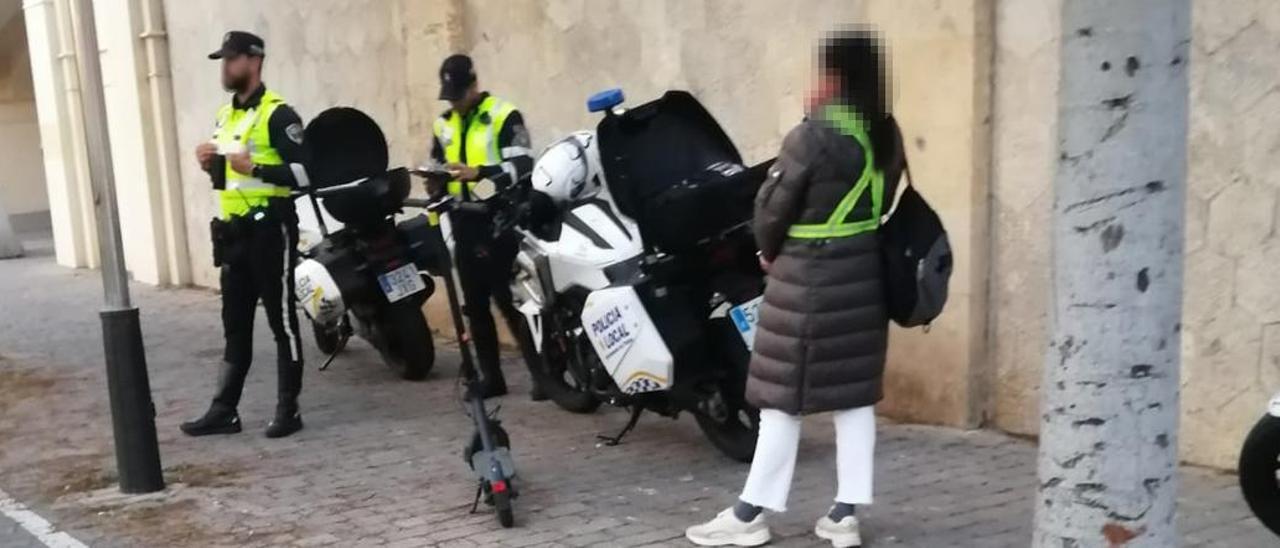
[532,131,606,204]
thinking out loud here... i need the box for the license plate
[728,296,764,352]
[377,263,426,303]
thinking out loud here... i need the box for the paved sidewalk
[0,233,1273,547]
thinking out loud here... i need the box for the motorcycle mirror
[471,179,498,200]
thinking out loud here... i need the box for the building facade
[7,0,1274,469]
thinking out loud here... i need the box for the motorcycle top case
[595,91,772,252]
[304,107,411,226]
[580,285,674,395]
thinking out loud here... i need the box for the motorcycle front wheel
[539,327,602,414]
[695,395,759,463]
[371,301,435,381]
[1240,414,1280,536]
[312,320,346,356]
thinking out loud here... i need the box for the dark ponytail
[820,29,894,171]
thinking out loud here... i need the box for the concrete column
[89,0,187,285]
[22,0,95,267]
[1034,0,1190,545]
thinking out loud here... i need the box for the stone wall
[1181,0,1280,469]
[0,15,48,216]
[163,0,419,288]
[989,0,1059,436]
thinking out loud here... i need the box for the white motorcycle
[497,89,773,461]
[1239,393,1280,536]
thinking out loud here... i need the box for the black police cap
[209,31,265,60]
[439,54,477,101]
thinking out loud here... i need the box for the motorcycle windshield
[596,91,743,220]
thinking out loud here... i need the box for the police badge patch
[285,123,304,145]
[512,125,531,149]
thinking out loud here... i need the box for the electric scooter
[404,175,519,528]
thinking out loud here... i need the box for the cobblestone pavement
[0,233,1274,547]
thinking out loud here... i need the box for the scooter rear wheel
[1240,414,1280,537]
[494,489,515,528]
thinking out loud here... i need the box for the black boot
[265,405,303,439]
[530,383,548,402]
[180,404,242,437]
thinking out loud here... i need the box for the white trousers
[739,406,876,512]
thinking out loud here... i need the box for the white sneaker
[685,507,772,547]
[815,514,862,547]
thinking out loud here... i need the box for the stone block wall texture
[0,14,49,215]
[989,0,1279,468]
[163,0,419,288]
[1181,0,1280,469]
[989,0,1059,438]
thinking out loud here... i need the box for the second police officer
[427,54,545,400]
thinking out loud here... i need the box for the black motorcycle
[292,108,437,380]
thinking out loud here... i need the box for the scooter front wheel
[1240,414,1280,537]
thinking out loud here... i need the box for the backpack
[879,163,952,327]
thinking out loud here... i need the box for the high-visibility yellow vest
[786,105,885,239]
[213,89,291,218]
[432,95,518,198]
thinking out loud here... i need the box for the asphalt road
[1,512,46,548]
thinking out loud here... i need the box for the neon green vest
[432,95,518,198]
[786,105,885,239]
[213,89,291,218]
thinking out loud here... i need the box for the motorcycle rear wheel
[372,301,435,381]
[1240,414,1280,536]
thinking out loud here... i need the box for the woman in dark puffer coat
[687,30,904,548]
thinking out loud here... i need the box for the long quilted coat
[744,114,902,415]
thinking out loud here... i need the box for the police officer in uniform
[427,54,543,400]
[182,31,310,438]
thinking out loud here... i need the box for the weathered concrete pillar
[23,0,97,267]
[1034,0,1190,546]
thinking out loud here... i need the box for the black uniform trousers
[213,204,304,414]
[453,219,540,391]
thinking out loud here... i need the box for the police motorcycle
[503,89,773,462]
[290,107,438,380]
[1239,393,1280,536]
